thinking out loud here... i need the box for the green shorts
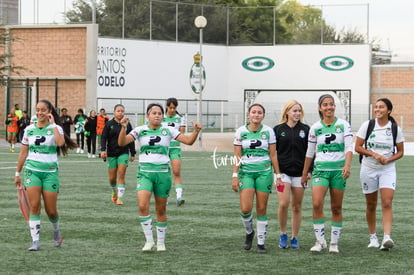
[238,169,273,193]
[169,148,182,160]
[24,169,60,192]
[136,168,172,198]
[311,170,346,190]
[107,154,130,169]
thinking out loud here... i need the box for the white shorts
[359,164,396,194]
[281,174,304,188]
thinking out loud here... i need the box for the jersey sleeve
[233,127,242,146]
[396,126,405,143]
[356,120,370,139]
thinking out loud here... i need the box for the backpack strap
[360,119,376,163]
[391,120,398,154]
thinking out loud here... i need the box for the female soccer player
[100,104,136,205]
[118,103,201,252]
[301,94,353,253]
[85,110,97,158]
[232,103,280,253]
[162,98,186,206]
[14,99,77,251]
[273,100,311,249]
[6,107,19,152]
[355,98,404,251]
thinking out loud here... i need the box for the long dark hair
[39,99,77,156]
[166,97,180,115]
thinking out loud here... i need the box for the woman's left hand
[342,167,351,179]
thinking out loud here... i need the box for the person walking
[354,98,404,251]
[59,108,73,138]
[118,103,201,252]
[14,99,77,251]
[232,103,280,254]
[18,111,31,143]
[162,97,187,206]
[100,104,136,205]
[6,107,19,152]
[97,108,109,155]
[273,100,311,249]
[74,108,87,154]
[301,94,353,253]
[85,110,98,158]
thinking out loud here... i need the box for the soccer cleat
[310,240,327,252]
[329,243,339,253]
[256,244,267,253]
[290,237,300,249]
[157,243,166,252]
[380,238,394,251]
[176,197,185,206]
[368,235,380,248]
[53,229,63,247]
[116,198,124,205]
[279,233,288,249]
[28,240,40,251]
[111,191,118,203]
[142,241,155,251]
[243,230,255,250]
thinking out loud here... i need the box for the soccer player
[74,108,87,154]
[301,94,353,253]
[232,103,281,253]
[14,99,77,251]
[355,98,404,251]
[97,108,110,155]
[273,100,311,249]
[100,104,136,205]
[118,103,201,252]
[85,110,98,158]
[6,107,19,152]
[162,98,186,206]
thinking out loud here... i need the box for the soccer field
[1,148,413,274]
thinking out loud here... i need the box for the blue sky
[20,0,414,61]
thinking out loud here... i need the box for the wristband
[232,173,238,178]
[274,173,282,179]
[15,171,20,177]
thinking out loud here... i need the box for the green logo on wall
[320,56,354,71]
[242,56,275,72]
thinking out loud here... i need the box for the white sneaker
[329,243,339,253]
[80,149,84,154]
[88,153,92,158]
[157,243,166,252]
[368,236,380,248]
[310,240,327,252]
[142,241,155,251]
[380,238,394,251]
[92,154,96,158]
[76,148,80,153]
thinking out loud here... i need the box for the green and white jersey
[233,124,275,173]
[129,125,181,172]
[308,118,353,171]
[162,114,186,148]
[357,119,405,169]
[22,123,63,172]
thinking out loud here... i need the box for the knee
[331,205,342,217]
[291,203,302,214]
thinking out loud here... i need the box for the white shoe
[142,241,155,251]
[368,236,380,248]
[380,238,394,251]
[329,243,339,253]
[80,149,84,154]
[92,154,96,158]
[157,243,166,252]
[76,148,80,153]
[88,153,92,158]
[310,240,327,252]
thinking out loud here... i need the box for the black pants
[76,133,85,149]
[87,133,97,154]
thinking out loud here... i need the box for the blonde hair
[279,99,304,124]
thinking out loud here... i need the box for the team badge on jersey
[299,130,305,138]
[161,129,168,136]
[335,126,342,133]
[386,128,392,136]
[261,132,268,140]
[46,129,53,135]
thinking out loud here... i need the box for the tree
[65,0,105,25]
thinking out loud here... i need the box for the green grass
[1,147,414,274]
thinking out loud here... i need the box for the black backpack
[359,119,398,163]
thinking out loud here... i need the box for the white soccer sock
[240,213,253,234]
[140,216,154,243]
[176,187,183,199]
[256,220,268,246]
[29,220,41,242]
[331,226,342,244]
[117,186,125,198]
[156,225,168,245]
[313,223,326,243]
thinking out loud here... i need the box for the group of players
[13,94,404,254]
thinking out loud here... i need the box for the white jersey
[233,124,276,173]
[357,119,404,169]
[307,118,353,171]
[129,124,181,172]
[162,113,186,148]
[22,123,64,172]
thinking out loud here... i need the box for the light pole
[194,15,207,149]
